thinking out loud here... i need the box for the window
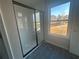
[49,2,70,36]
[33,11,41,32]
[35,11,41,31]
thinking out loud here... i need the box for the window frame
[48,2,71,38]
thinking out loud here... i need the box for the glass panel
[14,5,37,55]
[36,11,41,32]
[49,2,70,36]
[33,10,41,44]
[33,11,41,31]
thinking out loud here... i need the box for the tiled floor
[26,42,79,59]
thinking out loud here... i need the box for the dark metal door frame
[12,1,38,57]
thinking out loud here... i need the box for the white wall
[0,0,23,59]
[44,0,70,50]
[14,0,45,11]
[69,0,79,56]
[0,38,9,59]
[0,13,12,59]
[44,0,79,56]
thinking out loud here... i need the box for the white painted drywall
[44,0,70,50]
[14,0,45,11]
[44,0,79,56]
[69,0,79,56]
[0,14,13,59]
[0,38,9,59]
[0,0,23,59]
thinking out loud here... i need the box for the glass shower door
[14,4,37,56]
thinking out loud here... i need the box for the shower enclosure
[13,1,41,57]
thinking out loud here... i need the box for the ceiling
[14,0,44,6]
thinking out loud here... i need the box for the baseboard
[45,40,69,50]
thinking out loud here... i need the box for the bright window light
[49,2,70,36]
